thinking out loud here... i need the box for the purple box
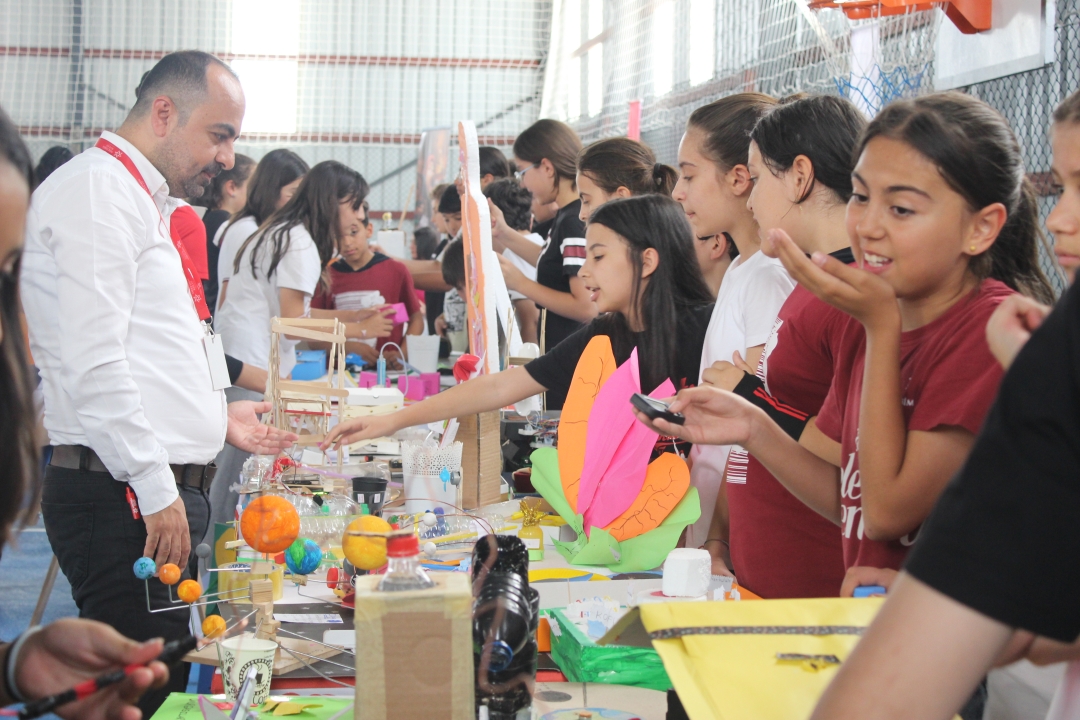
[398,374,426,400]
[421,372,440,396]
[390,302,409,324]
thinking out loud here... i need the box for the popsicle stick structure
[267,318,348,460]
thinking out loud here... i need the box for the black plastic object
[351,476,388,516]
[471,535,537,718]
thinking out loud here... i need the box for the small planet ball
[240,495,300,554]
[423,541,437,558]
[177,579,202,604]
[133,557,157,580]
[158,563,182,585]
[342,515,391,571]
[195,543,212,559]
[202,614,227,639]
[422,512,437,527]
[284,538,323,576]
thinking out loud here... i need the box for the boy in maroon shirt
[312,202,424,364]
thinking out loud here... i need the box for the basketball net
[799,1,946,117]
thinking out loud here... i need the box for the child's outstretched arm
[773,230,977,541]
[321,366,545,449]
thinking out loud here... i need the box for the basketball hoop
[807,0,990,33]
[798,1,947,116]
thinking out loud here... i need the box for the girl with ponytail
[639,91,1053,584]
[575,137,678,221]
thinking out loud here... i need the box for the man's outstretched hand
[226,401,298,454]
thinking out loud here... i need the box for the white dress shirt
[214,223,322,379]
[22,131,228,516]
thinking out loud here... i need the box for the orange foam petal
[602,452,690,542]
[558,336,616,512]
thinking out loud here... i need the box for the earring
[969,243,977,253]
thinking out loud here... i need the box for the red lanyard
[95,137,211,322]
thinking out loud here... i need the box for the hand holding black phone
[630,393,685,425]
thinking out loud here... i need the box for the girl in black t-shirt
[489,120,596,405]
[323,195,714,450]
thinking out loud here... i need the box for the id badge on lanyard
[96,137,229,392]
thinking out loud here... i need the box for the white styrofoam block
[345,387,405,407]
[661,548,712,598]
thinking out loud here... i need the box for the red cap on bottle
[387,534,420,558]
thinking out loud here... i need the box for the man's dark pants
[41,465,210,717]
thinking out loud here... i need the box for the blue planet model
[284,538,323,575]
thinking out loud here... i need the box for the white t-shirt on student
[503,232,544,301]
[687,249,796,546]
[214,223,323,378]
[214,215,259,307]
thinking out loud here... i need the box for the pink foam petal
[583,378,677,529]
[577,348,641,514]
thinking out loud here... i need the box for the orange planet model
[177,579,202,603]
[240,495,301,554]
[202,614,227,639]
[158,563,182,585]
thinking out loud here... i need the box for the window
[688,0,716,86]
[230,0,300,135]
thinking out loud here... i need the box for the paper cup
[407,335,441,373]
[219,635,276,704]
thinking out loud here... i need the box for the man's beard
[175,160,223,199]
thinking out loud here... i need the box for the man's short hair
[483,179,532,232]
[441,238,466,291]
[130,51,236,124]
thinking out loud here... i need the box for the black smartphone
[630,393,685,425]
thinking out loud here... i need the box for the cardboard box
[353,573,474,720]
[457,411,503,509]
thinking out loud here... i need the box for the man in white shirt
[21,51,295,715]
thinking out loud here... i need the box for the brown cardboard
[353,573,474,720]
[457,411,503,509]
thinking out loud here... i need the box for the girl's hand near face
[770,229,900,333]
[488,199,509,252]
[498,253,527,292]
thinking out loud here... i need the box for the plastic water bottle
[377,534,435,592]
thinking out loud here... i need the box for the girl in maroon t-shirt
[636,92,1055,588]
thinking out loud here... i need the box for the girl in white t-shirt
[215,148,309,309]
[214,160,393,378]
[672,93,797,548]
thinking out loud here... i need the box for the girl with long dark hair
[323,194,714,450]
[215,148,308,308]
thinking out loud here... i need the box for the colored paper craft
[529,447,701,572]
[261,701,324,717]
[576,348,643,515]
[557,336,617,511]
[583,377,676,530]
[602,451,691,542]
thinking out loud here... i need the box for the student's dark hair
[588,195,713,394]
[0,106,40,546]
[222,149,309,241]
[861,92,1054,304]
[32,146,73,188]
[483,178,532,232]
[413,226,439,260]
[750,95,866,203]
[239,160,368,282]
[438,184,461,214]
[687,92,778,171]
[479,146,511,179]
[1053,89,1080,126]
[441,237,466,290]
[578,137,678,197]
[512,119,583,189]
[193,153,255,209]
[130,51,237,123]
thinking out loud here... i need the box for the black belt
[49,445,217,492]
